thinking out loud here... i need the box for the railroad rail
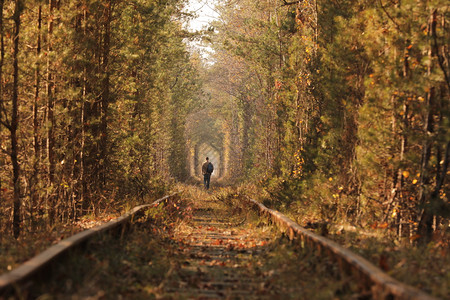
[0,192,179,297]
[246,197,437,300]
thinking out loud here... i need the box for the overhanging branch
[282,0,301,6]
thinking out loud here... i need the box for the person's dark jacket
[202,161,213,175]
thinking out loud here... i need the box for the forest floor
[1,185,448,299]
[26,186,362,299]
[0,210,121,278]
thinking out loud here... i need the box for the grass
[329,228,450,298]
[248,182,449,298]
[0,191,171,277]
[29,199,186,299]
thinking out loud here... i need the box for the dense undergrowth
[0,187,172,277]
[244,183,450,298]
[28,193,189,299]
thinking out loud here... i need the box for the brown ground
[27,187,360,299]
[159,194,278,299]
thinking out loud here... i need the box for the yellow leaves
[418,96,425,102]
[412,179,418,185]
[328,177,333,182]
[402,170,410,178]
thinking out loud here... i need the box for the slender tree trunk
[417,9,438,244]
[241,97,250,173]
[396,102,408,238]
[0,0,4,203]
[80,5,87,211]
[12,0,22,238]
[31,4,42,227]
[100,0,112,186]
[46,0,56,222]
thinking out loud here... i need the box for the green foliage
[210,0,449,239]
[0,0,203,236]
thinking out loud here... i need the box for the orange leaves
[377,222,389,229]
[200,259,227,267]
[275,79,283,90]
[370,222,389,229]
[212,239,224,246]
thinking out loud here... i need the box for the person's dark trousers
[204,173,211,189]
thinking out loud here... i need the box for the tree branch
[0,119,11,130]
[281,0,301,7]
[432,141,450,199]
[431,9,450,92]
[378,0,404,33]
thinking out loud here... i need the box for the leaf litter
[29,186,366,299]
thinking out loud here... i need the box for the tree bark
[0,0,4,204]
[46,0,56,222]
[417,9,438,244]
[12,0,22,238]
[47,0,56,184]
[100,0,112,186]
[31,4,42,227]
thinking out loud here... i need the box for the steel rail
[0,192,179,296]
[247,197,438,300]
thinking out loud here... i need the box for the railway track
[0,189,439,299]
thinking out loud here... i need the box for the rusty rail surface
[247,198,438,300]
[0,192,179,296]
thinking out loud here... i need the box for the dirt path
[159,194,279,299]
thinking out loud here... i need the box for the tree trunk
[417,9,438,244]
[80,5,87,211]
[46,0,56,222]
[0,0,4,204]
[100,0,112,186]
[31,4,42,227]
[12,0,22,238]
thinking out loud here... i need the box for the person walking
[202,157,214,190]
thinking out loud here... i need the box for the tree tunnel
[194,143,221,177]
[185,109,226,180]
